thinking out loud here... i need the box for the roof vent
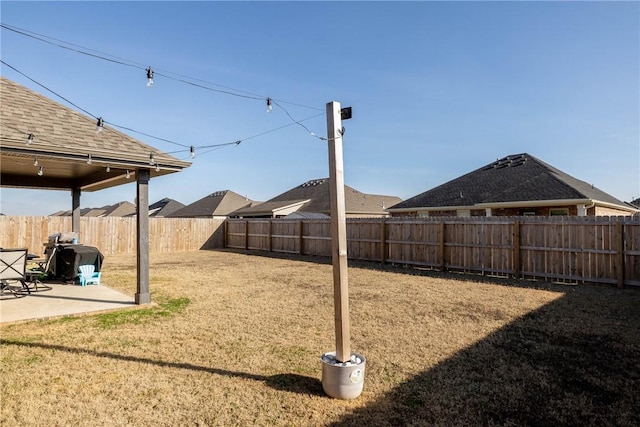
[301,179,326,188]
[488,154,527,169]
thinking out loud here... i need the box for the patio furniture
[0,248,30,296]
[24,246,56,292]
[78,264,101,286]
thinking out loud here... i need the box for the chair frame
[24,246,55,292]
[0,248,30,297]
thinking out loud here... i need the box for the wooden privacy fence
[225,217,640,288]
[0,216,225,255]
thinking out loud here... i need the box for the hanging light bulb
[37,166,43,176]
[34,157,38,167]
[95,117,104,134]
[190,145,195,159]
[125,170,130,179]
[87,154,93,165]
[146,67,154,87]
[106,165,111,173]
[266,97,272,113]
[149,152,155,165]
[27,133,34,145]
[155,163,160,172]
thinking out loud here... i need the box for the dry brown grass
[1,249,639,426]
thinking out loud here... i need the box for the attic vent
[210,191,225,197]
[487,154,527,170]
[301,179,326,188]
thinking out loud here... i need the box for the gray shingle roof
[148,198,185,217]
[1,77,189,191]
[233,178,402,217]
[390,153,628,210]
[168,190,254,217]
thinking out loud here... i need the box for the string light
[1,23,324,112]
[146,67,154,87]
[33,157,38,166]
[125,170,130,179]
[106,165,110,172]
[155,163,160,172]
[27,133,33,144]
[1,61,329,161]
[95,117,104,134]
[149,152,155,165]
[37,166,43,176]
[87,154,92,164]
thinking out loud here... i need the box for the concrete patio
[0,281,136,324]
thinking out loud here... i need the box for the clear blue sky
[1,1,638,215]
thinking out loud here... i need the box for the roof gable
[168,190,253,217]
[233,178,402,217]
[391,153,628,210]
[148,198,185,217]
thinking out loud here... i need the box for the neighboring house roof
[0,77,190,192]
[232,178,402,217]
[148,198,185,217]
[631,198,640,208]
[389,153,635,212]
[284,211,330,219]
[51,201,136,217]
[168,190,254,217]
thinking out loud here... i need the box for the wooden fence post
[615,220,624,288]
[299,220,304,255]
[244,220,249,250]
[223,219,228,249]
[380,219,387,264]
[439,222,446,271]
[514,219,521,279]
[268,219,273,252]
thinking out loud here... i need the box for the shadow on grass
[217,248,573,293]
[0,339,324,397]
[332,286,640,426]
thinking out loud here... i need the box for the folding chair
[25,246,55,292]
[78,264,101,286]
[0,248,30,296]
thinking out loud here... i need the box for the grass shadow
[331,286,640,426]
[0,339,324,397]
[215,248,573,293]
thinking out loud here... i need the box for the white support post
[327,101,351,363]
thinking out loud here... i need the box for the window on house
[550,208,569,216]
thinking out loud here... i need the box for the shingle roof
[233,178,402,217]
[148,198,185,217]
[51,201,136,217]
[390,153,629,210]
[168,190,254,217]
[0,77,190,191]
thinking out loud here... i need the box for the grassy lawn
[1,249,639,426]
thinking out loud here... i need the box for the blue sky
[1,1,638,215]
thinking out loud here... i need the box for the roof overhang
[388,198,639,214]
[0,145,190,192]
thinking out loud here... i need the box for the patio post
[321,101,366,400]
[135,169,151,304]
[71,187,81,235]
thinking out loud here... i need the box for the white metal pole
[326,101,351,363]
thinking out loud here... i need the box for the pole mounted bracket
[340,107,352,120]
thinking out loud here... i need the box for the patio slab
[0,282,137,324]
